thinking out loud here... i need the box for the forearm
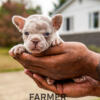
[86,50,100,81]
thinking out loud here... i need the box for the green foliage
[54,0,66,10]
[59,0,67,6]
[0,7,10,15]
[49,0,67,15]
[0,67,23,73]
[0,1,42,72]
[0,1,41,47]
[88,45,100,53]
[0,47,10,55]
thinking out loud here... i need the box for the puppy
[10,14,64,85]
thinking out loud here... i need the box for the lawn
[0,47,23,73]
[88,45,100,53]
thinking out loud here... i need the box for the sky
[0,0,59,15]
[33,0,58,15]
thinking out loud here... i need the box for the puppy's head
[12,14,62,54]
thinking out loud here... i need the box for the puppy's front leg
[52,35,64,46]
[9,44,26,57]
[46,77,55,85]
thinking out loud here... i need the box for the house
[53,0,100,46]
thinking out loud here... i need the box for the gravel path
[0,71,99,100]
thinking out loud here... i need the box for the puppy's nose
[32,40,39,45]
[31,38,40,45]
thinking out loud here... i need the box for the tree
[0,1,41,47]
[49,0,67,15]
[55,0,67,10]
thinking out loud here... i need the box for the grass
[0,47,23,73]
[88,45,100,53]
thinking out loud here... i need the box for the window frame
[89,11,100,29]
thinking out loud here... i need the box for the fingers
[24,66,52,78]
[32,74,43,89]
[19,53,38,63]
[63,81,93,97]
[25,71,64,95]
[33,74,52,88]
[84,76,99,87]
[24,69,33,79]
[24,69,43,88]
[56,84,63,95]
[24,69,57,92]
[10,52,53,69]
[41,43,66,56]
[9,49,14,57]
[9,50,39,66]
[9,44,66,68]
[33,74,60,94]
[24,69,93,97]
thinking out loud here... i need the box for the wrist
[86,50,100,80]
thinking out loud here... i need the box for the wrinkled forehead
[23,16,52,34]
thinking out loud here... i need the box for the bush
[88,45,100,53]
[0,1,41,47]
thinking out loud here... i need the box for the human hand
[24,69,100,97]
[9,42,100,80]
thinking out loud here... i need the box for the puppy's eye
[43,32,50,37]
[24,32,29,35]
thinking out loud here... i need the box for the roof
[53,0,75,15]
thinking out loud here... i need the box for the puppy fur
[10,14,64,85]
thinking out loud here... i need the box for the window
[66,18,70,31]
[65,17,73,31]
[89,12,100,29]
[94,12,99,28]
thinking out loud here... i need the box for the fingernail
[33,74,37,78]
[33,74,36,77]
[24,69,29,74]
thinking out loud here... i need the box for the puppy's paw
[73,76,87,83]
[9,44,26,57]
[46,77,55,85]
[52,37,63,46]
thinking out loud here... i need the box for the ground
[0,47,23,73]
[0,71,99,100]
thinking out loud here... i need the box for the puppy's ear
[12,15,25,32]
[52,14,62,31]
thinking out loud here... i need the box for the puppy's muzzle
[32,40,39,46]
[31,38,40,48]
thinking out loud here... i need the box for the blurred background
[0,0,100,100]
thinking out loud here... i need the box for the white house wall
[59,0,100,35]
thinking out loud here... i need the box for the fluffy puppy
[10,14,64,85]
